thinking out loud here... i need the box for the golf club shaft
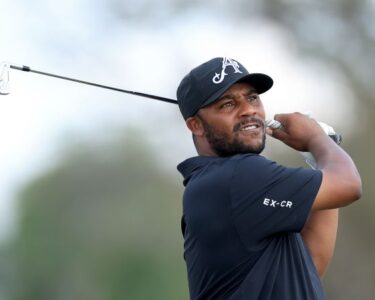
[9,64,178,104]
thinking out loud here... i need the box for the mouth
[236,118,264,133]
[240,122,261,131]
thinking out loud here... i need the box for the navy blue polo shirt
[177,154,324,300]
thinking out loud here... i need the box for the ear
[186,116,205,137]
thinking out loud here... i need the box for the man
[176,57,362,300]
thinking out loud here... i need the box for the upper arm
[311,168,362,211]
[301,209,339,277]
[230,155,322,243]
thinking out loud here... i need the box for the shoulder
[230,153,322,191]
[229,154,281,177]
[230,153,276,165]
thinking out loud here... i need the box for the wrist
[307,134,335,155]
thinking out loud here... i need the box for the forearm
[308,135,362,209]
[270,114,361,206]
[301,208,339,278]
[309,135,357,174]
[309,135,360,187]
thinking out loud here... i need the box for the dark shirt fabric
[177,154,324,300]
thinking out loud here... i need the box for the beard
[199,116,266,157]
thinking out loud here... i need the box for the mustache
[233,117,265,132]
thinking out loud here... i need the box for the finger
[270,127,290,142]
[266,127,274,136]
[273,113,289,124]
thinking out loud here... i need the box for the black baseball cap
[176,57,273,120]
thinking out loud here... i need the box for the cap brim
[239,73,273,94]
[201,73,273,109]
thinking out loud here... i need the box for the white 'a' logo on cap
[212,57,243,84]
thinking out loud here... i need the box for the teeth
[242,125,258,131]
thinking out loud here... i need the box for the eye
[248,94,259,102]
[220,101,235,109]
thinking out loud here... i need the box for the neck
[195,137,218,157]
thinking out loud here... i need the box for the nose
[238,99,258,118]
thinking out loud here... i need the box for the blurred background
[0,0,374,299]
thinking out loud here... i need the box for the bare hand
[267,112,328,152]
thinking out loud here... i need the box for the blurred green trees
[2,129,188,300]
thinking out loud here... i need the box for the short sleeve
[229,154,322,248]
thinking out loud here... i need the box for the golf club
[0,62,178,104]
[0,61,342,157]
[0,62,10,95]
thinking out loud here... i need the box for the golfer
[176,57,362,299]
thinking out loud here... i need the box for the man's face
[197,82,266,156]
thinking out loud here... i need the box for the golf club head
[0,62,10,95]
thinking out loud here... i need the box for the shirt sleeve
[229,154,322,248]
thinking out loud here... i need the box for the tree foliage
[2,129,188,300]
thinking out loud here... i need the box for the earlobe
[186,117,205,137]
